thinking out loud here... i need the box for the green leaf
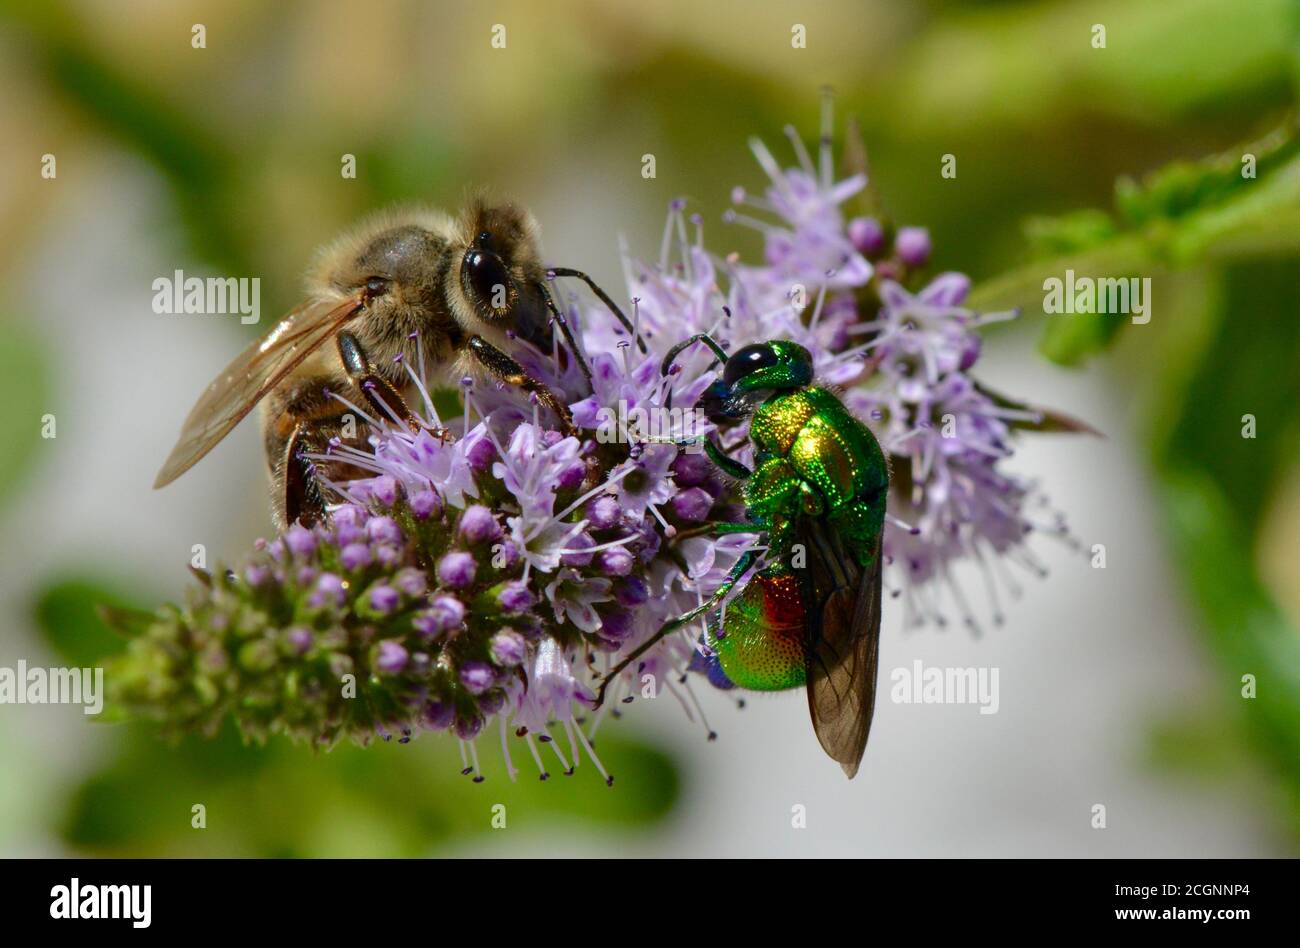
[970,119,1300,367]
[33,576,149,668]
[0,321,53,515]
[973,381,1103,436]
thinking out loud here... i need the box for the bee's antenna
[549,266,648,354]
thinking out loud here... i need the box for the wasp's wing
[153,294,365,488]
[802,519,884,779]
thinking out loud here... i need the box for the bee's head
[697,340,813,424]
[310,202,553,353]
[451,200,551,349]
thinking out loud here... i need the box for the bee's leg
[280,423,328,529]
[593,548,760,709]
[467,334,581,440]
[548,266,647,354]
[533,279,594,386]
[337,331,450,441]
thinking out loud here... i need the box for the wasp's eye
[462,249,514,315]
[723,343,779,386]
[365,276,389,296]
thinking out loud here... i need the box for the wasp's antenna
[660,332,729,379]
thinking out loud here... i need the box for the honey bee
[154,199,634,528]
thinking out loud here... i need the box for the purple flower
[286,627,313,655]
[437,551,476,589]
[672,451,712,488]
[376,641,408,674]
[848,216,885,255]
[465,435,496,472]
[415,594,465,638]
[497,580,534,613]
[310,573,346,608]
[895,226,931,267]
[597,606,634,643]
[490,629,528,667]
[340,543,371,571]
[560,530,597,567]
[459,505,501,544]
[366,516,403,545]
[393,568,427,598]
[610,444,676,524]
[615,575,649,607]
[544,569,612,634]
[513,638,595,733]
[599,546,635,577]
[409,489,441,520]
[672,486,714,522]
[369,584,399,614]
[587,495,622,529]
[423,701,456,731]
[284,524,316,558]
[459,661,495,695]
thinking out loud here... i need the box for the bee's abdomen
[711,573,807,691]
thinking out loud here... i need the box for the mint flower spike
[111,102,1084,778]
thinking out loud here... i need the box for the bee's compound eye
[462,249,514,315]
[723,343,779,386]
[365,277,389,296]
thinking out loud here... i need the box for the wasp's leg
[548,266,646,354]
[704,438,752,480]
[631,432,752,481]
[593,549,760,708]
[467,334,581,439]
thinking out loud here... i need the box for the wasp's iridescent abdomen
[709,573,808,690]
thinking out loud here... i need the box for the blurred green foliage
[0,325,51,516]
[62,725,678,857]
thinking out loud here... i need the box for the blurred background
[0,0,1297,856]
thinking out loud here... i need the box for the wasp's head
[697,340,814,425]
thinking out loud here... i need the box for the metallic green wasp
[594,336,889,777]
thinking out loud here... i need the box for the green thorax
[744,386,888,568]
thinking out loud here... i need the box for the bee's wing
[802,519,884,779]
[153,294,365,488]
